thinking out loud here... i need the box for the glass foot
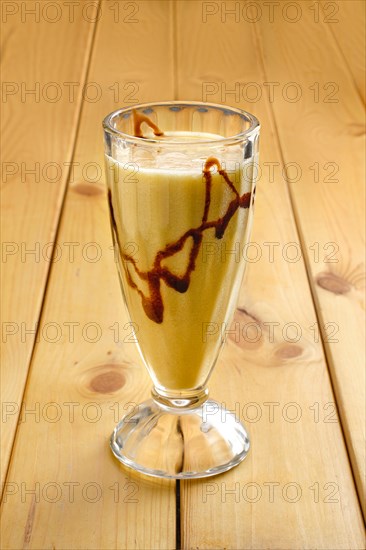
[110,397,250,479]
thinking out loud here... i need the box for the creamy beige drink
[105,132,255,391]
[105,104,259,479]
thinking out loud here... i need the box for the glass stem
[151,386,209,410]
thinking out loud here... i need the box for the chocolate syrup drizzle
[108,111,252,324]
[133,109,164,138]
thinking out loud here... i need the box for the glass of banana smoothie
[103,102,259,478]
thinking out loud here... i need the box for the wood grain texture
[174,1,365,548]
[254,4,366,518]
[0,2,176,549]
[1,1,365,548]
[323,0,366,103]
[0,1,98,488]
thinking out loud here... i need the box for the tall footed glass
[103,102,260,478]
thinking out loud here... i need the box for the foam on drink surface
[110,131,252,175]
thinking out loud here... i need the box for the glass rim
[102,101,260,146]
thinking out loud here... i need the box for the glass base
[110,393,250,479]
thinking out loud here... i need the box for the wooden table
[1,1,365,548]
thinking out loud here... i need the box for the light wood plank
[322,0,366,103]
[255,4,366,519]
[0,1,98,487]
[175,2,365,548]
[0,2,176,549]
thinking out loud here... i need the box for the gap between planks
[170,0,179,101]
[319,0,365,107]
